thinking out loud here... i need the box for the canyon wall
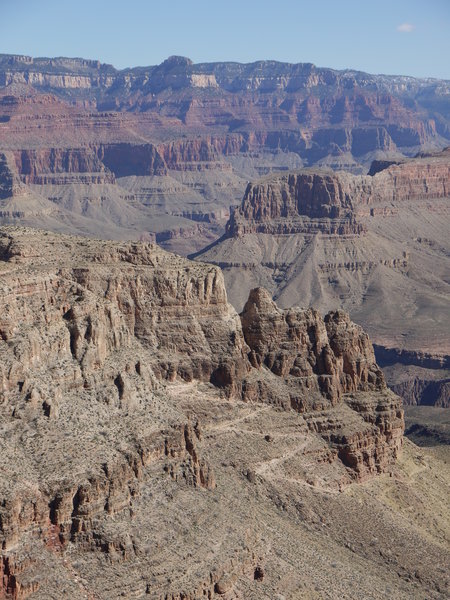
[0,229,403,593]
[195,149,450,407]
[226,149,450,236]
[0,54,448,255]
[1,55,449,167]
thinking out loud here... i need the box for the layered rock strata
[1,54,447,157]
[12,147,115,185]
[0,56,448,256]
[239,288,402,480]
[195,150,450,408]
[226,149,450,236]
[0,153,16,200]
[0,227,405,599]
[240,288,384,406]
[391,377,450,407]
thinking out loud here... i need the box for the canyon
[1,227,449,600]
[0,56,448,399]
[195,149,450,406]
[0,54,449,598]
[0,54,449,254]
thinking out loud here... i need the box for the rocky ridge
[0,227,411,599]
[194,149,450,406]
[226,149,449,236]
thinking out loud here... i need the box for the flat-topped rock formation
[226,148,450,236]
[226,171,365,236]
[0,227,420,599]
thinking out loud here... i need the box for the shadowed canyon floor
[0,228,448,599]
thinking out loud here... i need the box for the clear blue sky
[1,0,449,79]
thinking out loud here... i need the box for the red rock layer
[12,147,115,184]
[0,56,448,169]
[226,150,450,237]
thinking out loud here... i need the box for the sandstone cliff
[1,55,447,151]
[0,55,448,259]
[12,147,115,185]
[226,149,450,236]
[0,228,413,599]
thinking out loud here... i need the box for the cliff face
[0,154,16,199]
[0,55,449,165]
[239,288,402,480]
[0,228,248,400]
[241,288,384,405]
[0,227,408,598]
[391,378,450,407]
[0,227,400,428]
[226,171,366,236]
[0,54,447,125]
[12,147,115,184]
[226,149,450,236]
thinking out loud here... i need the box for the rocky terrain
[0,54,449,252]
[1,56,447,393]
[0,53,448,596]
[195,149,450,405]
[2,227,447,599]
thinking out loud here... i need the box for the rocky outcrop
[0,227,401,429]
[241,288,384,407]
[361,148,450,204]
[226,150,450,237]
[12,147,115,184]
[0,228,401,463]
[0,228,405,599]
[164,421,216,490]
[226,171,366,236]
[0,228,249,401]
[238,288,402,479]
[390,378,450,407]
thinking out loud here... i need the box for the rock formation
[0,52,448,595]
[11,147,115,185]
[195,149,450,406]
[0,54,449,254]
[226,149,449,236]
[0,227,418,599]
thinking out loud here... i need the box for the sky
[1,0,449,79]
